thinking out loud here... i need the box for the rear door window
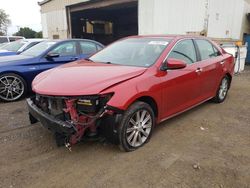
[80,41,98,54]
[168,39,197,64]
[0,37,8,43]
[195,40,220,60]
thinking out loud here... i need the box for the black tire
[0,73,27,102]
[118,101,155,152]
[212,75,230,103]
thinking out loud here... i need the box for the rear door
[39,41,78,72]
[194,39,224,100]
[161,39,203,118]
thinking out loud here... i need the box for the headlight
[76,93,114,113]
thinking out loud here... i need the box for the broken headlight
[76,93,113,113]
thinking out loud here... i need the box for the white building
[39,0,250,44]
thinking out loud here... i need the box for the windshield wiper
[85,58,113,64]
[98,61,113,64]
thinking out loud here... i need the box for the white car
[0,39,47,56]
[0,36,25,43]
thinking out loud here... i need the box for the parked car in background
[0,36,24,43]
[0,39,46,56]
[0,39,104,102]
[0,43,8,48]
[27,35,234,151]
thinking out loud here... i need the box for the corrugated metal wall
[41,10,68,38]
[207,0,245,40]
[41,0,250,40]
[41,0,88,39]
[41,0,88,13]
[139,0,250,40]
[139,0,206,35]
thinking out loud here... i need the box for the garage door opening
[68,0,138,45]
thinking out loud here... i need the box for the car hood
[33,61,147,96]
[0,55,32,66]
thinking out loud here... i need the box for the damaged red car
[27,35,234,151]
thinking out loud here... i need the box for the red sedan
[27,35,234,151]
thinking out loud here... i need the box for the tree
[0,9,11,36]
[35,31,43,38]
[13,27,37,38]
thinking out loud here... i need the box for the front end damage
[27,94,123,150]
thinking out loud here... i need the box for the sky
[0,0,42,35]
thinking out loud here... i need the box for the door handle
[195,68,203,73]
[220,61,225,65]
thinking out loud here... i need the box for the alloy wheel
[126,109,152,147]
[218,77,229,101]
[0,75,25,101]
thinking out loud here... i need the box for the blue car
[0,39,104,102]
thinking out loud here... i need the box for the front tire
[0,73,27,102]
[213,75,230,103]
[118,101,155,152]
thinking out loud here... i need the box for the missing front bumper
[27,97,124,146]
[27,98,75,136]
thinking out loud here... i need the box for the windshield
[21,41,56,57]
[90,38,170,67]
[2,40,26,52]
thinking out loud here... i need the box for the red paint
[166,58,187,69]
[32,35,234,125]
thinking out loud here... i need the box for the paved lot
[0,67,250,188]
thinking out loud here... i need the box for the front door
[39,41,79,72]
[161,39,203,119]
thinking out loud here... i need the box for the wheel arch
[225,72,232,88]
[0,71,28,85]
[133,96,159,118]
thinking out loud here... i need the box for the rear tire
[118,101,155,152]
[0,73,27,102]
[213,75,230,103]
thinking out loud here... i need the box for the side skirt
[159,97,214,123]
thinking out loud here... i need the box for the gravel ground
[0,67,250,188]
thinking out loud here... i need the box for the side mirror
[161,58,187,71]
[46,53,59,59]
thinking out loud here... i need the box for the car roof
[22,38,47,42]
[127,35,208,40]
[43,39,104,46]
[0,36,25,38]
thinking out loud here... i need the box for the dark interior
[70,2,138,45]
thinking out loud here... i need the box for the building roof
[38,0,52,6]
